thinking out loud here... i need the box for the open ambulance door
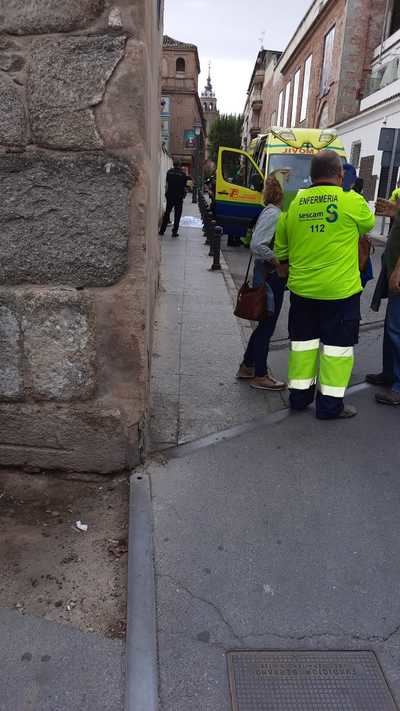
[215,147,265,239]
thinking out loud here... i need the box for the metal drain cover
[227,650,398,710]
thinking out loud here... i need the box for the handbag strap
[244,255,253,283]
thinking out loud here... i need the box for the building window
[300,55,312,122]
[291,70,301,127]
[350,141,362,169]
[389,0,400,36]
[176,57,185,74]
[283,81,291,127]
[320,26,335,96]
[277,91,283,125]
[271,110,277,125]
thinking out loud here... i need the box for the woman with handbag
[236,177,287,391]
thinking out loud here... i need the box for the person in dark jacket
[159,160,189,237]
[367,198,400,405]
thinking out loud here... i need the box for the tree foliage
[208,114,243,163]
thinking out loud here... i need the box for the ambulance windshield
[267,154,312,192]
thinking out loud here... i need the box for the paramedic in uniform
[275,151,375,420]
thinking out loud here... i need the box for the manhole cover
[227,650,398,710]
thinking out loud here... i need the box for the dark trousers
[289,292,361,419]
[383,294,400,391]
[243,270,285,377]
[160,197,183,235]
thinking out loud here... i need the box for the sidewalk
[141,199,400,710]
[149,198,287,451]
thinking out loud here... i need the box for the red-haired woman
[237,177,287,390]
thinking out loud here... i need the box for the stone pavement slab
[149,386,400,710]
[0,607,124,711]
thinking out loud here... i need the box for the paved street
[144,201,400,710]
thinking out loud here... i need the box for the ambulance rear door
[215,147,265,238]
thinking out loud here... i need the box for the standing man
[367,198,400,406]
[275,151,375,419]
[159,159,188,238]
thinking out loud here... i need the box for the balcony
[364,55,400,97]
[254,68,265,85]
[251,90,263,111]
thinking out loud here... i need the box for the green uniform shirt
[275,185,375,300]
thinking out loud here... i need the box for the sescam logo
[326,203,339,223]
[298,193,339,230]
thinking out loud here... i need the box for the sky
[164,0,312,114]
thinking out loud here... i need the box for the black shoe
[375,391,400,406]
[172,232,179,238]
[317,404,357,420]
[159,231,165,236]
[338,405,357,418]
[365,372,393,386]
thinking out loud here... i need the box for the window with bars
[277,91,283,125]
[283,81,291,127]
[176,57,185,74]
[300,55,312,122]
[350,141,362,169]
[320,26,335,96]
[291,70,300,127]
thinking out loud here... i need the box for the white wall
[336,96,400,202]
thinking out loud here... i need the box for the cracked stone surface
[0,296,22,401]
[150,387,400,710]
[0,0,105,35]
[21,289,96,402]
[28,34,126,149]
[0,73,27,145]
[0,152,133,286]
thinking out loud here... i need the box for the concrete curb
[125,472,158,711]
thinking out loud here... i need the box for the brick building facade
[259,0,387,132]
[161,36,205,174]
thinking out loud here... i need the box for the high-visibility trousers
[288,292,361,419]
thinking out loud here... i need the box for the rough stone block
[0,74,27,145]
[0,296,23,401]
[21,290,96,402]
[0,403,139,473]
[96,39,146,148]
[29,34,126,149]
[0,0,105,35]
[0,152,134,286]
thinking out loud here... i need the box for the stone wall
[0,0,163,473]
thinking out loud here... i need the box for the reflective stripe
[319,384,346,397]
[322,345,354,358]
[291,339,320,352]
[289,377,317,390]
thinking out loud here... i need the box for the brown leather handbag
[234,256,269,321]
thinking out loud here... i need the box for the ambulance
[214,127,347,240]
